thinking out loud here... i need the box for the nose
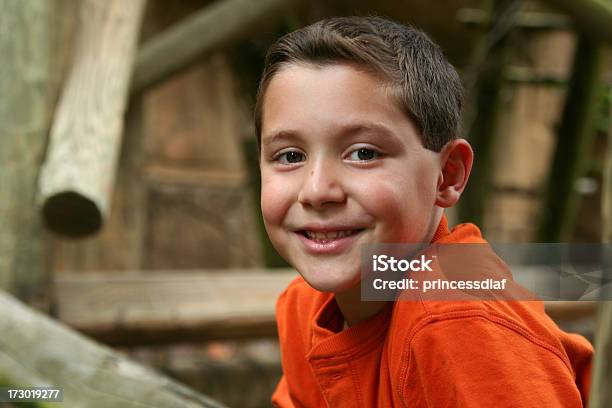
[298,157,347,209]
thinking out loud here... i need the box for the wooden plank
[131,0,292,93]
[143,164,247,188]
[138,50,262,270]
[54,270,297,346]
[0,290,228,407]
[38,0,146,238]
[143,183,263,269]
[53,269,598,347]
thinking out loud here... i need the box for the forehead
[261,63,414,142]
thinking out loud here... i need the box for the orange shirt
[272,217,593,407]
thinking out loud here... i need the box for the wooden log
[537,35,605,241]
[0,0,53,304]
[589,87,612,408]
[50,98,149,272]
[53,270,297,346]
[0,289,228,407]
[38,0,146,238]
[540,0,612,43]
[131,0,292,93]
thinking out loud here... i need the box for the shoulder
[389,301,592,407]
[391,300,592,369]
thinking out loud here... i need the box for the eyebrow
[336,123,398,142]
[262,130,302,150]
[262,122,399,149]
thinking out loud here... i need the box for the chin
[297,265,361,293]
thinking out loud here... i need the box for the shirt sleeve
[401,315,586,408]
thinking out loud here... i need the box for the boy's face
[259,63,441,293]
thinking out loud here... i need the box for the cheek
[260,176,292,227]
[365,178,410,218]
[350,169,437,231]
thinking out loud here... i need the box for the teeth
[305,230,357,240]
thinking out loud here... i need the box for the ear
[435,139,473,208]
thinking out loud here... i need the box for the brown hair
[254,16,463,152]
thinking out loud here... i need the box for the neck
[334,283,389,328]
[428,208,445,242]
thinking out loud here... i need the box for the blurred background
[1,0,611,407]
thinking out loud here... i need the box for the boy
[255,16,593,407]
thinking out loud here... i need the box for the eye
[275,150,306,165]
[347,147,379,161]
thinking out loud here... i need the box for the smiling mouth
[298,229,365,242]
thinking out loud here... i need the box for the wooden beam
[131,0,292,93]
[0,0,52,304]
[38,0,146,238]
[540,0,612,43]
[0,290,228,407]
[537,35,605,241]
[53,270,297,346]
[53,269,597,347]
[589,87,612,408]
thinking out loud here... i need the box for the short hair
[254,16,463,152]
